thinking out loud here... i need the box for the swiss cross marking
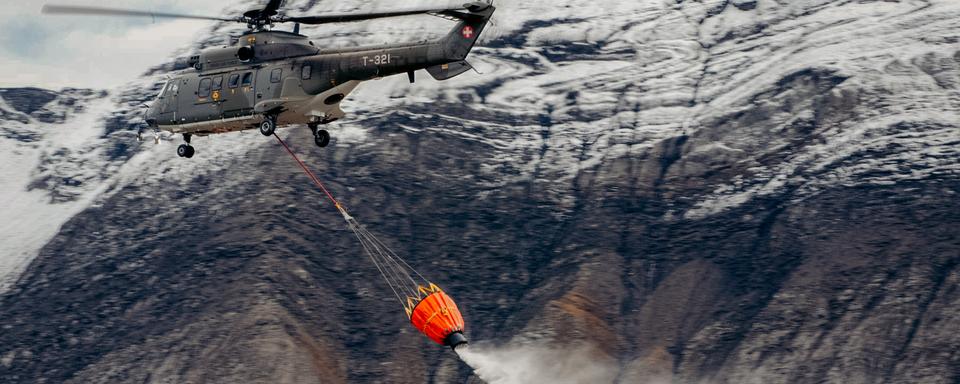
[462,26,475,39]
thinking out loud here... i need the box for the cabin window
[212,76,223,91]
[198,78,212,98]
[271,68,283,83]
[228,74,240,88]
[241,72,253,87]
[301,65,312,80]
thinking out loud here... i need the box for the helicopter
[42,0,495,158]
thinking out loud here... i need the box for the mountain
[0,86,118,292]
[1,0,959,383]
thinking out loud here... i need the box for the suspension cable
[273,132,340,208]
[273,133,430,310]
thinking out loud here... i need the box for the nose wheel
[177,133,195,159]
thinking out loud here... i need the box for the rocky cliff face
[1,0,959,383]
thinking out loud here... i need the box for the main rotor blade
[246,0,284,19]
[41,4,235,22]
[282,7,456,25]
[262,0,285,16]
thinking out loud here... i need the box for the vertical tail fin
[439,3,495,61]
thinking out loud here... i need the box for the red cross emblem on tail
[462,26,475,39]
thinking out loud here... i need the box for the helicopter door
[176,77,196,123]
[222,71,256,118]
[261,67,284,100]
[195,75,226,122]
[151,79,180,126]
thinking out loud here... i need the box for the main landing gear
[260,114,332,148]
[177,133,195,159]
[309,122,330,148]
[259,115,277,136]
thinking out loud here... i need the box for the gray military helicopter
[42,0,495,158]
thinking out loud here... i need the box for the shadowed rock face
[0,126,956,384]
[0,88,58,116]
[2,0,960,383]
[0,88,103,125]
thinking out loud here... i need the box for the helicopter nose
[144,104,159,127]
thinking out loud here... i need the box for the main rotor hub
[243,8,278,20]
[241,8,280,30]
[244,18,273,30]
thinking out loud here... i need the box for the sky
[0,0,229,90]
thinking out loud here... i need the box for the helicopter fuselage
[146,6,493,138]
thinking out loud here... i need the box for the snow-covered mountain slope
[1,0,959,383]
[0,88,116,292]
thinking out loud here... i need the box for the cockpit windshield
[157,80,180,99]
[157,81,169,98]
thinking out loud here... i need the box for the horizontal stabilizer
[426,61,473,81]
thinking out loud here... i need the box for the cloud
[0,0,229,90]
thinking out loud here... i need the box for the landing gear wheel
[177,144,195,158]
[314,129,330,148]
[259,117,277,136]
